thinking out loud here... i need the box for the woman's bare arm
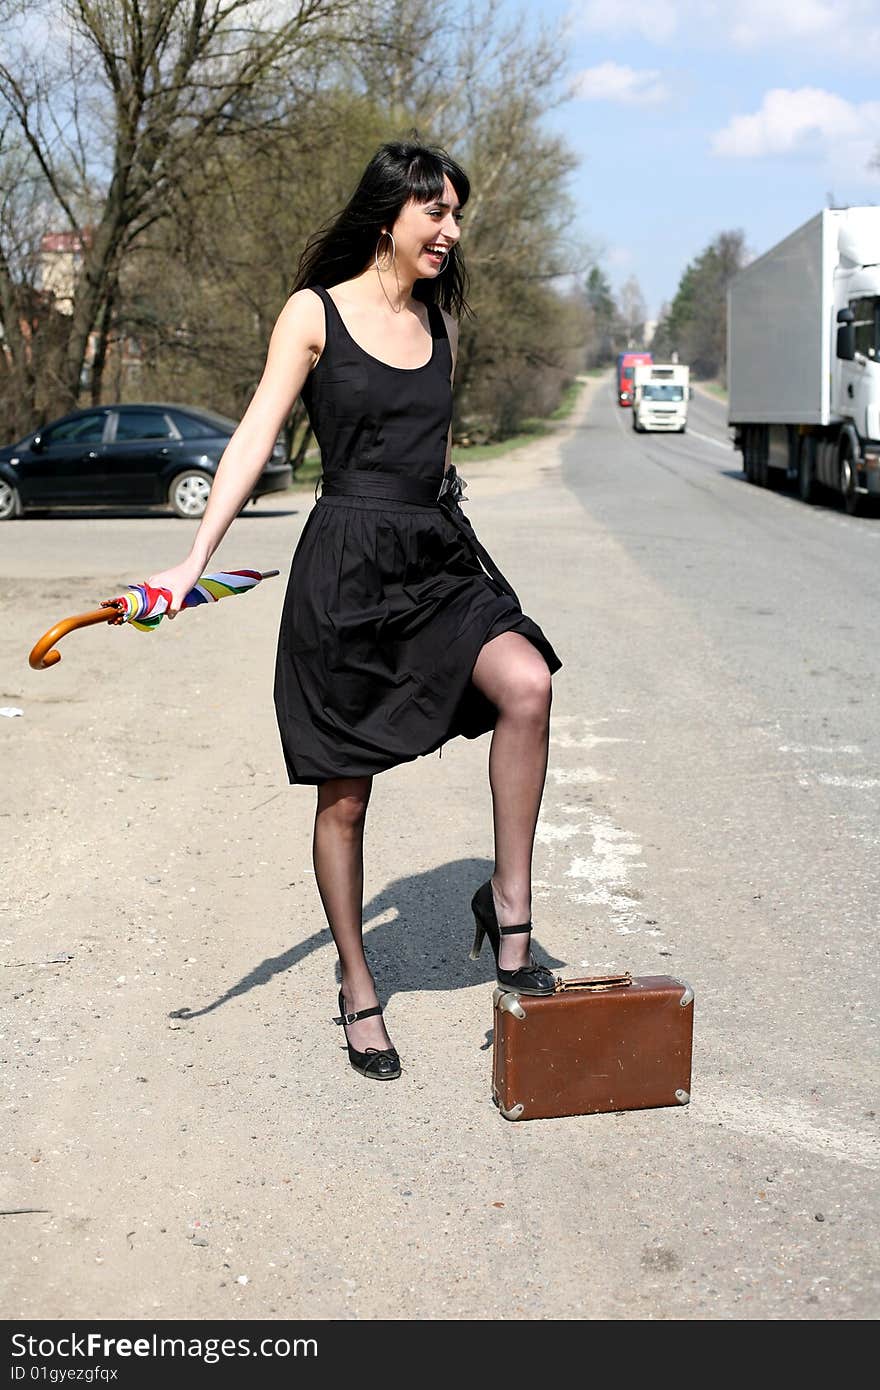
[146,289,324,614]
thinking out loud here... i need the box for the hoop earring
[375,230,396,271]
[438,250,450,273]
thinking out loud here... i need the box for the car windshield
[643,384,684,401]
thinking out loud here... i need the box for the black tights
[313,632,552,1053]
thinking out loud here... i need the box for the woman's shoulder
[274,287,327,362]
[289,285,326,309]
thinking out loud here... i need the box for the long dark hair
[291,139,472,318]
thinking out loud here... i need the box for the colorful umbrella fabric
[28,567,279,669]
[110,568,279,631]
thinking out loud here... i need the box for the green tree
[653,230,746,381]
[583,265,617,366]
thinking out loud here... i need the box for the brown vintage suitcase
[491,972,694,1121]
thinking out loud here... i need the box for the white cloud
[577,1,680,43]
[573,61,669,107]
[574,0,880,59]
[712,87,880,180]
[728,0,878,51]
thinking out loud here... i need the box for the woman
[147,139,562,1082]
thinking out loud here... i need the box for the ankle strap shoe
[333,988,401,1080]
[469,881,556,995]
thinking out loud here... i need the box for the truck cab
[834,220,880,468]
[632,363,690,432]
[617,351,653,406]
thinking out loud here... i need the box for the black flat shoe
[332,988,401,1080]
[469,880,556,995]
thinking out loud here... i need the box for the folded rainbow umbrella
[112,568,277,631]
[28,568,279,669]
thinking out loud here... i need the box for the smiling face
[386,173,464,279]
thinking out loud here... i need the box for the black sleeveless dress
[273,285,562,784]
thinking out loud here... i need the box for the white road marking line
[551,730,628,749]
[779,744,862,755]
[687,428,732,450]
[696,1085,879,1170]
[566,813,646,925]
[534,821,583,844]
[548,767,603,784]
[546,714,646,929]
[817,774,880,790]
[778,733,879,792]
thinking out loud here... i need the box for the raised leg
[470,630,553,969]
[312,775,393,1052]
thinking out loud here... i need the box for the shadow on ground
[169,856,566,1019]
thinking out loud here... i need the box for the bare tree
[356,0,585,435]
[0,0,353,433]
[127,0,590,443]
[618,274,647,349]
[0,0,589,447]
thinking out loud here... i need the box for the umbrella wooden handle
[29,603,124,670]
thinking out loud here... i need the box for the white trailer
[728,207,880,513]
[632,362,690,433]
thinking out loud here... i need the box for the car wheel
[0,478,22,520]
[839,445,863,516]
[169,470,213,519]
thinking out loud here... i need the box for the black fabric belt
[320,468,441,506]
[316,465,521,606]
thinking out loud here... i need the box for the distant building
[643,319,657,346]
[35,227,143,391]
[38,228,93,315]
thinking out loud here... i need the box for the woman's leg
[471,631,553,969]
[312,775,393,1052]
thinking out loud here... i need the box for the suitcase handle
[554,972,632,992]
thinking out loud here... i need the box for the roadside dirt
[0,396,587,1321]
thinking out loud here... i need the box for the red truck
[617,351,653,406]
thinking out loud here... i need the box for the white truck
[632,362,690,432]
[728,207,880,514]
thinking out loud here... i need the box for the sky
[9,0,879,324]
[513,0,880,318]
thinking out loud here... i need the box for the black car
[0,402,292,520]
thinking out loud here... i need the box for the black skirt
[273,486,562,785]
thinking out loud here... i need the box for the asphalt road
[1,377,877,1322]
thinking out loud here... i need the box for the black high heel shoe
[469,881,556,995]
[332,988,401,1080]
